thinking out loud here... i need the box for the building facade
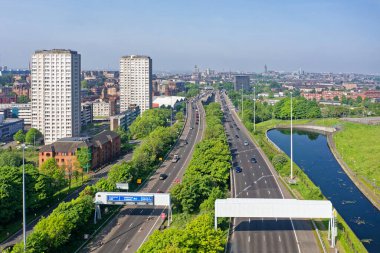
[0,117,24,140]
[39,130,120,172]
[110,105,140,131]
[81,102,93,127]
[119,55,152,113]
[31,49,81,144]
[234,75,251,91]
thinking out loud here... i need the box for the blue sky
[1,0,379,73]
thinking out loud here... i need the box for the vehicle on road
[235,166,242,173]
[171,154,179,163]
[157,189,163,193]
[235,134,239,138]
[159,174,168,180]
[250,157,257,163]
[190,127,193,130]
[244,141,249,146]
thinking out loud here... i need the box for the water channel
[267,129,380,253]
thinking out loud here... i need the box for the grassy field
[248,118,368,253]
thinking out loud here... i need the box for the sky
[0,0,380,74]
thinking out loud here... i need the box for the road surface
[83,97,207,253]
[219,91,320,253]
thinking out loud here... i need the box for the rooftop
[121,55,151,59]
[34,49,78,55]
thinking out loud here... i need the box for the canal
[267,129,380,253]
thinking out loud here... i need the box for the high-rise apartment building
[31,49,81,144]
[119,55,152,113]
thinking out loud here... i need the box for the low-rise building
[93,100,111,118]
[0,117,24,140]
[152,96,185,108]
[110,106,140,131]
[39,130,120,171]
[81,102,93,127]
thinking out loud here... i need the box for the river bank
[273,123,380,211]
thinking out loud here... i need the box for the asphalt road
[0,151,134,251]
[83,97,206,253]
[219,91,320,253]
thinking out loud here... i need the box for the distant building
[81,102,93,127]
[234,75,250,91]
[120,55,152,114]
[342,83,358,90]
[93,100,111,118]
[152,96,185,108]
[31,49,81,144]
[110,106,140,131]
[12,82,30,98]
[39,130,120,171]
[0,117,24,140]
[0,103,31,125]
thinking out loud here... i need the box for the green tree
[17,95,30,103]
[333,96,340,101]
[81,80,88,89]
[175,111,184,122]
[25,128,42,145]
[0,151,22,167]
[356,96,363,103]
[129,108,171,139]
[76,147,92,173]
[40,158,66,189]
[13,129,25,143]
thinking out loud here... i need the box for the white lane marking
[116,239,120,244]
[265,180,267,184]
[268,190,271,195]
[252,173,255,176]
[278,235,282,242]
[263,235,266,242]
[244,181,247,185]
[262,172,264,176]
[129,223,133,227]
[248,235,251,242]
[259,165,261,168]
[246,192,249,196]
[243,173,245,176]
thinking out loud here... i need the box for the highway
[83,97,206,253]
[219,91,320,253]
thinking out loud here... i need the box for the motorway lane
[219,92,319,253]
[84,98,206,253]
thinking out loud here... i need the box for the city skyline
[0,0,380,74]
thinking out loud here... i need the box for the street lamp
[253,85,256,132]
[241,87,244,120]
[22,143,26,252]
[289,92,296,184]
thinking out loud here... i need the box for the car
[235,134,239,138]
[235,166,242,173]
[244,141,249,146]
[190,127,194,130]
[159,174,168,180]
[250,157,257,163]
[157,189,163,193]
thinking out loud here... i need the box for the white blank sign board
[215,198,332,219]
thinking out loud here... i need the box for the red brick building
[39,130,120,172]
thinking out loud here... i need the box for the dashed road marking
[268,190,271,195]
[278,235,282,242]
[129,223,133,227]
[116,239,120,244]
[248,236,251,242]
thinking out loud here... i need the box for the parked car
[244,141,249,146]
[250,157,257,163]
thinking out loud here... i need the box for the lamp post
[22,143,26,252]
[253,85,256,132]
[241,87,244,120]
[289,92,295,183]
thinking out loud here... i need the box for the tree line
[138,102,230,253]
[9,108,184,253]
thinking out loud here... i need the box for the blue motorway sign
[107,195,154,204]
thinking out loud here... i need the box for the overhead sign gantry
[94,192,172,225]
[215,198,337,248]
